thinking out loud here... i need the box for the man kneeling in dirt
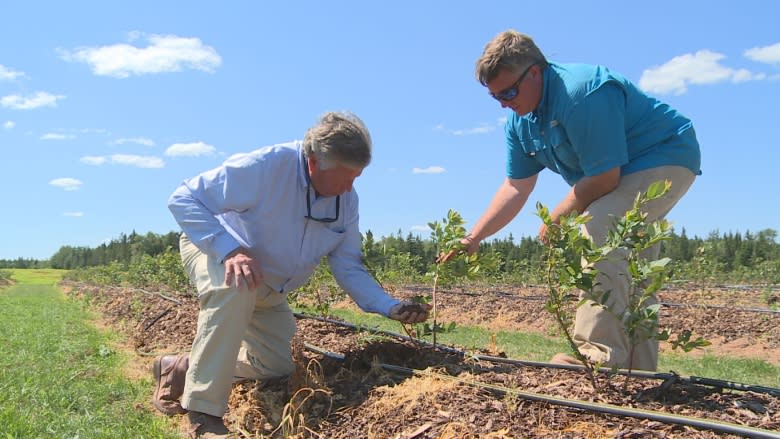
[157,111,430,438]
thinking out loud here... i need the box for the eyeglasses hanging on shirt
[303,155,340,223]
[305,182,340,223]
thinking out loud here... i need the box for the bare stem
[432,270,439,347]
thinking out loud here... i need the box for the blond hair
[475,30,548,86]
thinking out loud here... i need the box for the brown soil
[62,281,780,438]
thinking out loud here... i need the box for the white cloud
[63,212,84,217]
[436,118,503,136]
[639,50,764,95]
[78,128,109,135]
[744,41,780,64]
[110,154,165,168]
[2,121,14,130]
[0,64,24,81]
[61,33,222,78]
[409,225,430,233]
[452,124,495,136]
[49,177,83,191]
[80,154,163,167]
[40,133,75,140]
[114,137,155,146]
[80,156,107,165]
[412,166,446,174]
[1,91,65,110]
[732,69,766,83]
[165,141,216,157]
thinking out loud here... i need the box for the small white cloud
[412,166,446,174]
[0,64,24,81]
[81,156,107,165]
[2,121,14,130]
[732,69,765,83]
[78,128,109,135]
[452,124,495,136]
[409,225,430,233]
[61,33,222,78]
[49,177,83,191]
[114,137,155,146]
[63,211,84,217]
[165,141,216,157]
[436,121,501,136]
[1,91,65,110]
[639,50,765,95]
[744,41,780,64]
[111,154,164,168]
[40,133,75,140]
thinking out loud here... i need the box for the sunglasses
[490,62,537,102]
[305,182,340,223]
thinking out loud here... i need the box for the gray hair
[475,29,549,86]
[303,111,372,170]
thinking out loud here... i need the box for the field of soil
[62,281,780,438]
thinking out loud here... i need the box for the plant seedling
[538,180,709,391]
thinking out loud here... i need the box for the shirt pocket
[546,125,580,171]
[305,225,345,265]
[517,137,548,159]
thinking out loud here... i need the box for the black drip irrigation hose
[661,301,780,314]
[293,312,780,398]
[402,286,780,314]
[303,342,780,439]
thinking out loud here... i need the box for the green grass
[7,268,69,285]
[0,283,179,438]
[307,307,780,389]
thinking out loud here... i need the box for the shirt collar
[296,142,309,190]
[525,63,551,124]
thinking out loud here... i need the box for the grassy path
[0,272,178,438]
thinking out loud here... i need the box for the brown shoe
[152,353,189,415]
[186,411,230,438]
[549,352,582,366]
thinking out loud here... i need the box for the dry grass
[365,367,460,416]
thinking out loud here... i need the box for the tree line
[2,228,779,284]
[0,231,180,270]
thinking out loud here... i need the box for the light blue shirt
[168,141,398,316]
[506,62,701,185]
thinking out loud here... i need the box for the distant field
[7,268,68,285]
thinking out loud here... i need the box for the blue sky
[1,1,779,260]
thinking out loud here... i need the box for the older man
[155,112,430,438]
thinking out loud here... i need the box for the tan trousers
[178,234,297,416]
[574,166,696,371]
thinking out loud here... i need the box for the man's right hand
[224,248,263,290]
[436,235,479,263]
[389,301,432,324]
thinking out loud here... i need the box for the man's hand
[436,235,478,263]
[538,223,549,244]
[224,248,263,290]
[389,301,432,324]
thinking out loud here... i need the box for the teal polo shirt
[505,62,702,186]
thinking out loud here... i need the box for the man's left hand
[389,301,432,324]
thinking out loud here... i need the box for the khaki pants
[573,166,695,371]
[178,234,297,416]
